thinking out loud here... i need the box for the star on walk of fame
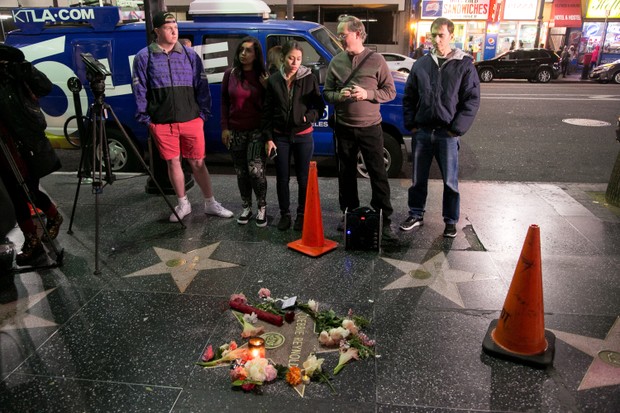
[381,252,496,307]
[125,242,238,293]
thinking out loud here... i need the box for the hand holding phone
[269,148,278,160]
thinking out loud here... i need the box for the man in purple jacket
[132,11,232,222]
[401,17,480,238]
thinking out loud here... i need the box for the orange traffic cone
[288,161,338,257]
[482,224,555,368]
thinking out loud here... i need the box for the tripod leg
[0,137,63,267]
[106,105,186,228]
[67,108,94,234]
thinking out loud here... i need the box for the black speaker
[344,207,382,251]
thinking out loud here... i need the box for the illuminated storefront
[413,0,550,60]
[581,0,620,64]
[417,0,490,60]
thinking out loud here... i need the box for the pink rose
[264,364,277,382]
[201,344,214,362]
[230,293,247,304]
[258,288,271,299]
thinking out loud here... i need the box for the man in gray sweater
[323,15,398,245]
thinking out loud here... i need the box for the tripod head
[80,53,111,103]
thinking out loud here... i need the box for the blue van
[6,1,411,177]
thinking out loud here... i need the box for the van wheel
[479,68,494,82]
[536,68,552,83]
[356,132,402,179]
[97,128,141,173]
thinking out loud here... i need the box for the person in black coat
[0,44,63,265]
[262,41,324,231]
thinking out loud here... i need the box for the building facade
[1,0,619,64]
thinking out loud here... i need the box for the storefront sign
[443,0,490,19]
[421,0,444,18]
[502,0,538,20]
[488,0,500,22]
[552,0,582,27]
[586,0,620,19]
[484,32,498,60]
[421,0,491,19]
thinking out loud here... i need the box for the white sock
[178,196,189,205]
[205,196,215,204]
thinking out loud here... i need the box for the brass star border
[125,242,238,293]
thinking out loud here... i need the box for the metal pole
[287,0,294,20]
[598,10,610,66]
[534,0,545,48]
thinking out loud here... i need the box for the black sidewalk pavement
[1,172,619,412]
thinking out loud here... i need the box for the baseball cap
[152,11,176,29]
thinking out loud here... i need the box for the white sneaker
[205,199,233,218]
[255,206,267,227]
[237,207,253,225]
[170,202,191,222]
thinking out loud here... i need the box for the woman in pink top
[221,37,269,227]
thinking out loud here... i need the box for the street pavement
[1,170,619,412]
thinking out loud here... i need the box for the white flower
[342,319,359,335]
[244,357,268,382]
[302,354,324,377]
[307,299,318,312]
[243,312,258,324]
[328,327,350,342]
[318,330,336,346]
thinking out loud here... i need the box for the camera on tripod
[81,53,112,99]
[81,53,111,82]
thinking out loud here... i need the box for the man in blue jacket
[132,11,232,222]
[401,17,480,238]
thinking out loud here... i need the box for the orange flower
[285,366,302,386]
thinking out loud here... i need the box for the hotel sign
[553,0,582,27]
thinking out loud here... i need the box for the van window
[200,34,249,83]
[309,27,342,57]
[265,34,329,84]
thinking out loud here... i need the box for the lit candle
[248,337,265,359]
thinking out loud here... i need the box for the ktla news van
[5,0,411,177]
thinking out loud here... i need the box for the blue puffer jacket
[132,42,210,125]
[403,48,480,136]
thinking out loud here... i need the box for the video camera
[80,53,112,82]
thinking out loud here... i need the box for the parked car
[380,52,415,73]
[474,49,560,83]
[589,59,620,84]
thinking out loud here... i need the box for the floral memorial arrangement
[196,288,376,394]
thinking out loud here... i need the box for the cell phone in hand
[269,148,277,160]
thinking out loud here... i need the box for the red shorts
[149,117,205,160]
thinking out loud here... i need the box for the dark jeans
[335,123,393,224]
[272,132,314,216]
[229,130,267,209]
[407,127,460,224]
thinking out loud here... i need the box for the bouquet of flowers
[196,289,376,395]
